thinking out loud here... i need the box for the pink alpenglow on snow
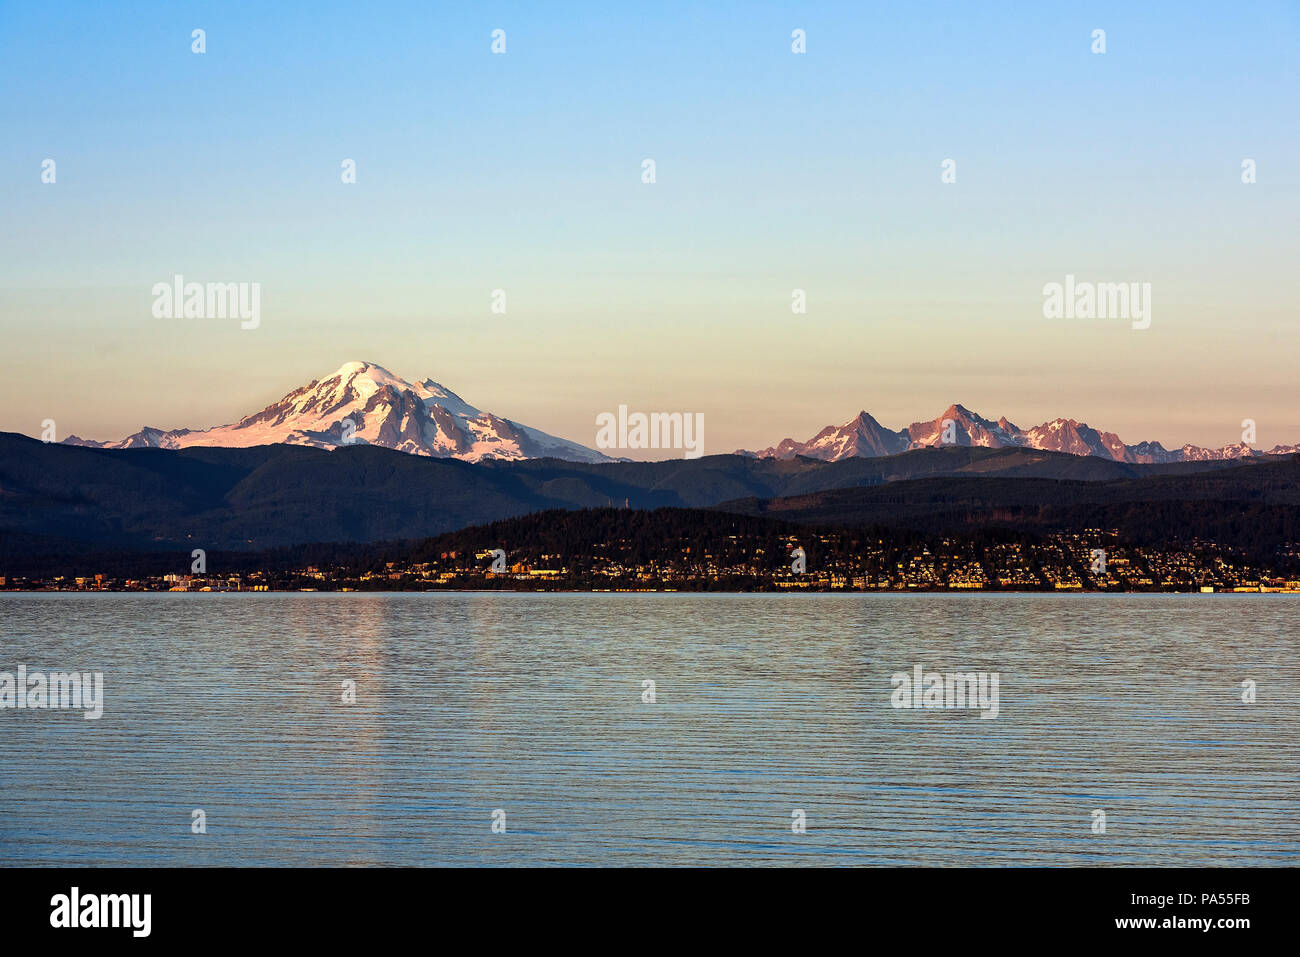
[62,361,614,464]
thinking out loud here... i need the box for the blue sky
[1,1,1297,454]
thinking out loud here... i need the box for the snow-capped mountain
[758,411,912,460]
[904,404,1024,451]
[741,403,1300,464]
[64,361,613,464]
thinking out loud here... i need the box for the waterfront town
[4,529,1298,593]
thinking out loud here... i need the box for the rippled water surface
[0,593,1296,866]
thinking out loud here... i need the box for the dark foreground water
[0,593,1295,866]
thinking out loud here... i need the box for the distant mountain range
[64,361,613,464]
[57,362,1297,468]
[739,403,1300,464]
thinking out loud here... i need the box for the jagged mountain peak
[744,407,909,460]
[740,405,1297,465]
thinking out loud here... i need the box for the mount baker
[64,361,614,463]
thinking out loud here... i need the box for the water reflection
[0,593,1295,866]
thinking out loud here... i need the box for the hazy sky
[2,1,1297,457]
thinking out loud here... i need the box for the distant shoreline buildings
[5,529,1298,594]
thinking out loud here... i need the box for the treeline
[6,496,1299,581]
[220,509,1116,578]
